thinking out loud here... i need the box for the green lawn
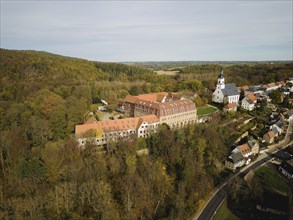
[197,105,217,116]
[213,198,239,220]
[254,166,288,194]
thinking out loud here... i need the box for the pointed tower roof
[218,69,224,79]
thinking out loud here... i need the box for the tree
[269,89,283,104]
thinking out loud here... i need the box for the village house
[247,139,260,156]
[271,121,284,135]
[283,109,293,121]
[223,103,237,113]
[212,70,240,104]
[225,152,245,171]
[263,130,277,144]
[245,85,263,95]
[279,159,293,179]
[232,143,253,158]
[241,96,255,111]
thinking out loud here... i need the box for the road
[193,118,293,220]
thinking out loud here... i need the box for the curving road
[193,118,293,220]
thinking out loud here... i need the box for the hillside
[0,49,292,219]
[0,49,225,220]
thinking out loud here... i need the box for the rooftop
[75,114,159,137]
[222,83,239,97]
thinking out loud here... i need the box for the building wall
[227,95,240,104]
[124,102,135,117]
[241,100,254,111]
[264,134,274,144]
[160,110,197,128]
[212,89,224,103]
[251,146,259,156]
[137,121,159,138]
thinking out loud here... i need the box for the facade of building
[120,92,197,128]
[225,152,245,171]
[232,143,253,158]
[279,159,293,179]
[247,139,259,156]
[212,70,240,104]
[76,92,197,147]
[223,103,237,113]
[75,114,159,147]
[263,130,276,144]
[241,97,255,111]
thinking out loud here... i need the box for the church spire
[219,68,224,79]
[217,69,225,89]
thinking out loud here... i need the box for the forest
[0,49,293,219]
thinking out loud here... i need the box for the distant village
[75,70,293,177]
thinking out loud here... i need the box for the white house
[232,143,253,158]
[279,159,293,179]
[225,152,245,171]
[212,70,240,104]
[241,97,255,111]
[101,99,108,106]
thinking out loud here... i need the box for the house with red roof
[223,103,237,113]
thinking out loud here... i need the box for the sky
[1,1,292,62]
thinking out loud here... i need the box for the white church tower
[217,69,225,90]
[212,69,240,104]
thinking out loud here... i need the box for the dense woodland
[0,49,293,219]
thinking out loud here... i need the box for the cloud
[1,1,292,61]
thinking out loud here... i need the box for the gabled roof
[75,115,159,137]
[84,116,98,125]
[272,127,279,134]
[247,93,257,102]
[276,119,284,129]
[265,130,276,139]
[247,99,254,105]
[248,139,258,148]
[224,103,237,109]
[229,152,244,163]
[136,114,160,129]
[125,95,139,104]
[125,92,170,104]
[237,144,251,155]
[222,83,239,97]
[135,98,196,117]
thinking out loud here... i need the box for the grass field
[254,166,288,194]
[154,70,179,75]
[213,198,239,220]
[197,105,218,116]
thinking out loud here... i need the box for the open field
[154,70,179,75]
[213,198,239,220]
[197,105,218,116]
[254,166,288,194]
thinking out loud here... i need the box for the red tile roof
[75,115,159,137]
[237,144,251,154]
[266,130,276,138]
[224,103,237,109]
[241,85,249,91]
[84,116,98,124]
[247,93,257,102]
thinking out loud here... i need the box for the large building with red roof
[120,92,197,128]
[76,92,197,146]
[76,114,160,147]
